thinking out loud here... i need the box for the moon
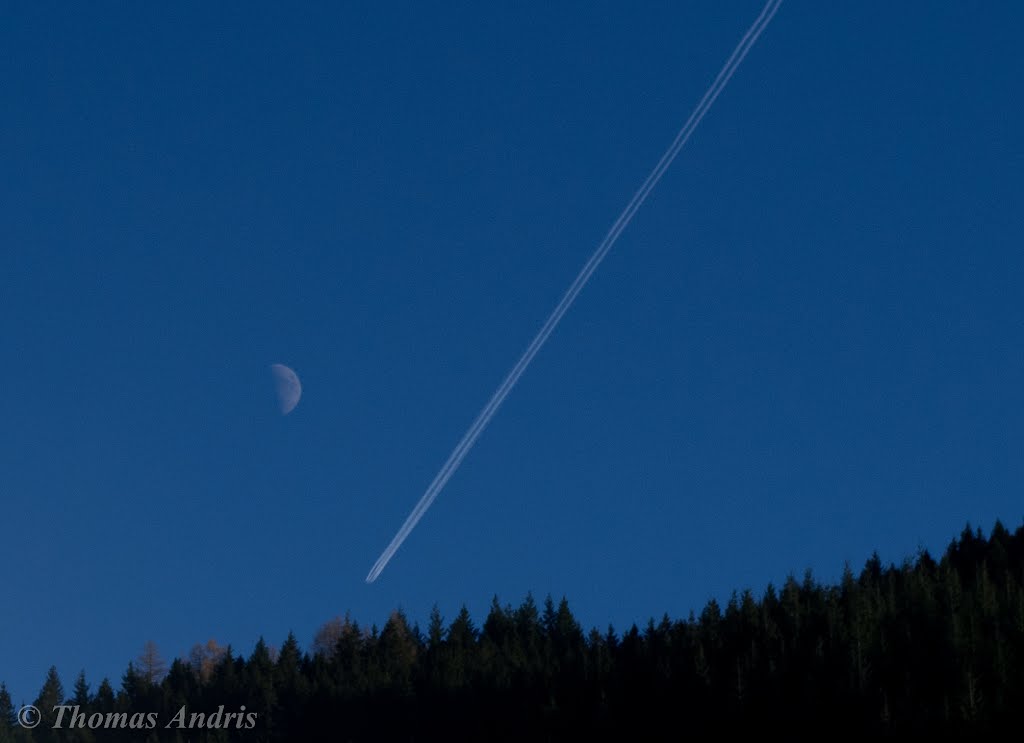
[270,364,302,415]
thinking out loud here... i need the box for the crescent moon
[270,364,302,415]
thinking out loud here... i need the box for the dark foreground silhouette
[4,519,1024,741]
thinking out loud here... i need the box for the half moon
[270,363,302,415]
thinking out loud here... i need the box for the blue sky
[2,1,1022,703]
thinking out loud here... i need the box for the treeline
[4,519,1024,740]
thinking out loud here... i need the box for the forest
[4,519,1024,740]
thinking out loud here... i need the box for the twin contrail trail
[367,0,783,583]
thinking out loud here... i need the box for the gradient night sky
[3,1,1022,704]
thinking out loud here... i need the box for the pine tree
[275,635,305,694]
[94,678,115,713]
[248,639,278,738]
[0,683,14,743]
[448,606,477,649]
[380,610,417,693]
[481,597,515,689]
[435,606,477,692]
[33,666,64,741]
[71,670,90,706]
[118,660,153,723]
[515,594,543,678]
[62,671,96,743]
[426,606,445,649]
[162,659,197,731]
[482,596,513,650]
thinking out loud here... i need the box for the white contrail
[367,0,783,583]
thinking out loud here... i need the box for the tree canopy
[5,519,1024,740]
